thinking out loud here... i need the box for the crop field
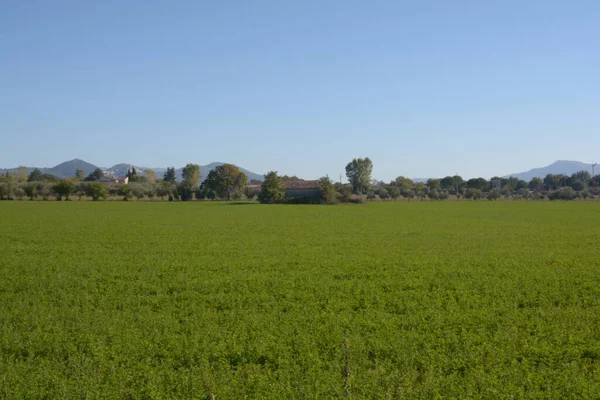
[1,201,600,398]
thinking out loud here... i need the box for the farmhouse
[284,180,320,201]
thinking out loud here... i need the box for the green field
[1,201,599,398]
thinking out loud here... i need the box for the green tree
[403,189,415,201]
[163,167,177,184]
[0,183,10,200]
[440,176,455,190]
[37,182,52,200]
[75,169,84,180]
[53,179,75,200]
[27,169,43,182]
[345,157,373,194]
[393,176,414,191]
[465,188,483,200]
[144,169,157,183]
[529,177,543,190]
[127,167,139,182]
[514,179,528,190]
[544,174,567,190]
[487,189,501,201]
[85,168,104,182]
[156,181,172,201]
[130,183,146,200]
[145,184,157,199]
[23,183,38,200]
[85,182,108,201]
[466,178,490,191]
[378,187,390,200]
[426,179,441,190]
[75,182,88,200]
[40,173,60,182]
[14,186,26,200]
[178,163,201,201]
[388,186,401,200]
[202,164,247,200]
[259,171,286,204]
[335,183,353,203]
[182,164,200,186]
[318,176,337,204]
[17,167,28,182]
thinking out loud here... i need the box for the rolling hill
[503,160,596,181]
[1,159,265,182]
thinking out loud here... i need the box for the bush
[318,177,338,204]
[378,188,389,200]
[348,194,367,204]
[335,185,352,203]
[487,189,501,201]
[22,183,38,200]
[119,185,132,201]
[129,183,146,201]
[85,182,108,201]
[548,187,577,201]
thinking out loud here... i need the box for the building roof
[284,180,319,189]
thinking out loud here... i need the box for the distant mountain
[1,159,264,182]
[503,160,596,181]
[0,158,98,179]
[105,164,151,178]
[48,159,98,178]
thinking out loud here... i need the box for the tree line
[1,158,599,202]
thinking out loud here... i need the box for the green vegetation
[3,157,600,202]
[1,201,599,398]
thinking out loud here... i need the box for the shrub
[85,182,108,201]
[348,194,367,204]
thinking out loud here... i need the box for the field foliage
[1,202,599,398]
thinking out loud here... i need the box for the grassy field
[1,201,599,398]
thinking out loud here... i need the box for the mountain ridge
[0,159,265,182]
[503,160,596,181]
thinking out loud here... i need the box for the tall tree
[75,169,84,180]
[144,169,157,183]
[181,164,200,187]
[259,171,286,204]
[27,169,43,182]
[178,164,200,201]
[16,167,28,182]
[163,167,177,184]
[202,164,247,200]
[345,157,373,194]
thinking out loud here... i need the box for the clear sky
[2,1,599,181]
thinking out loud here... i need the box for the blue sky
[2,1,599,181]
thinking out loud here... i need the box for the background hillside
[1,159,265,182]
[503,161,596,181]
